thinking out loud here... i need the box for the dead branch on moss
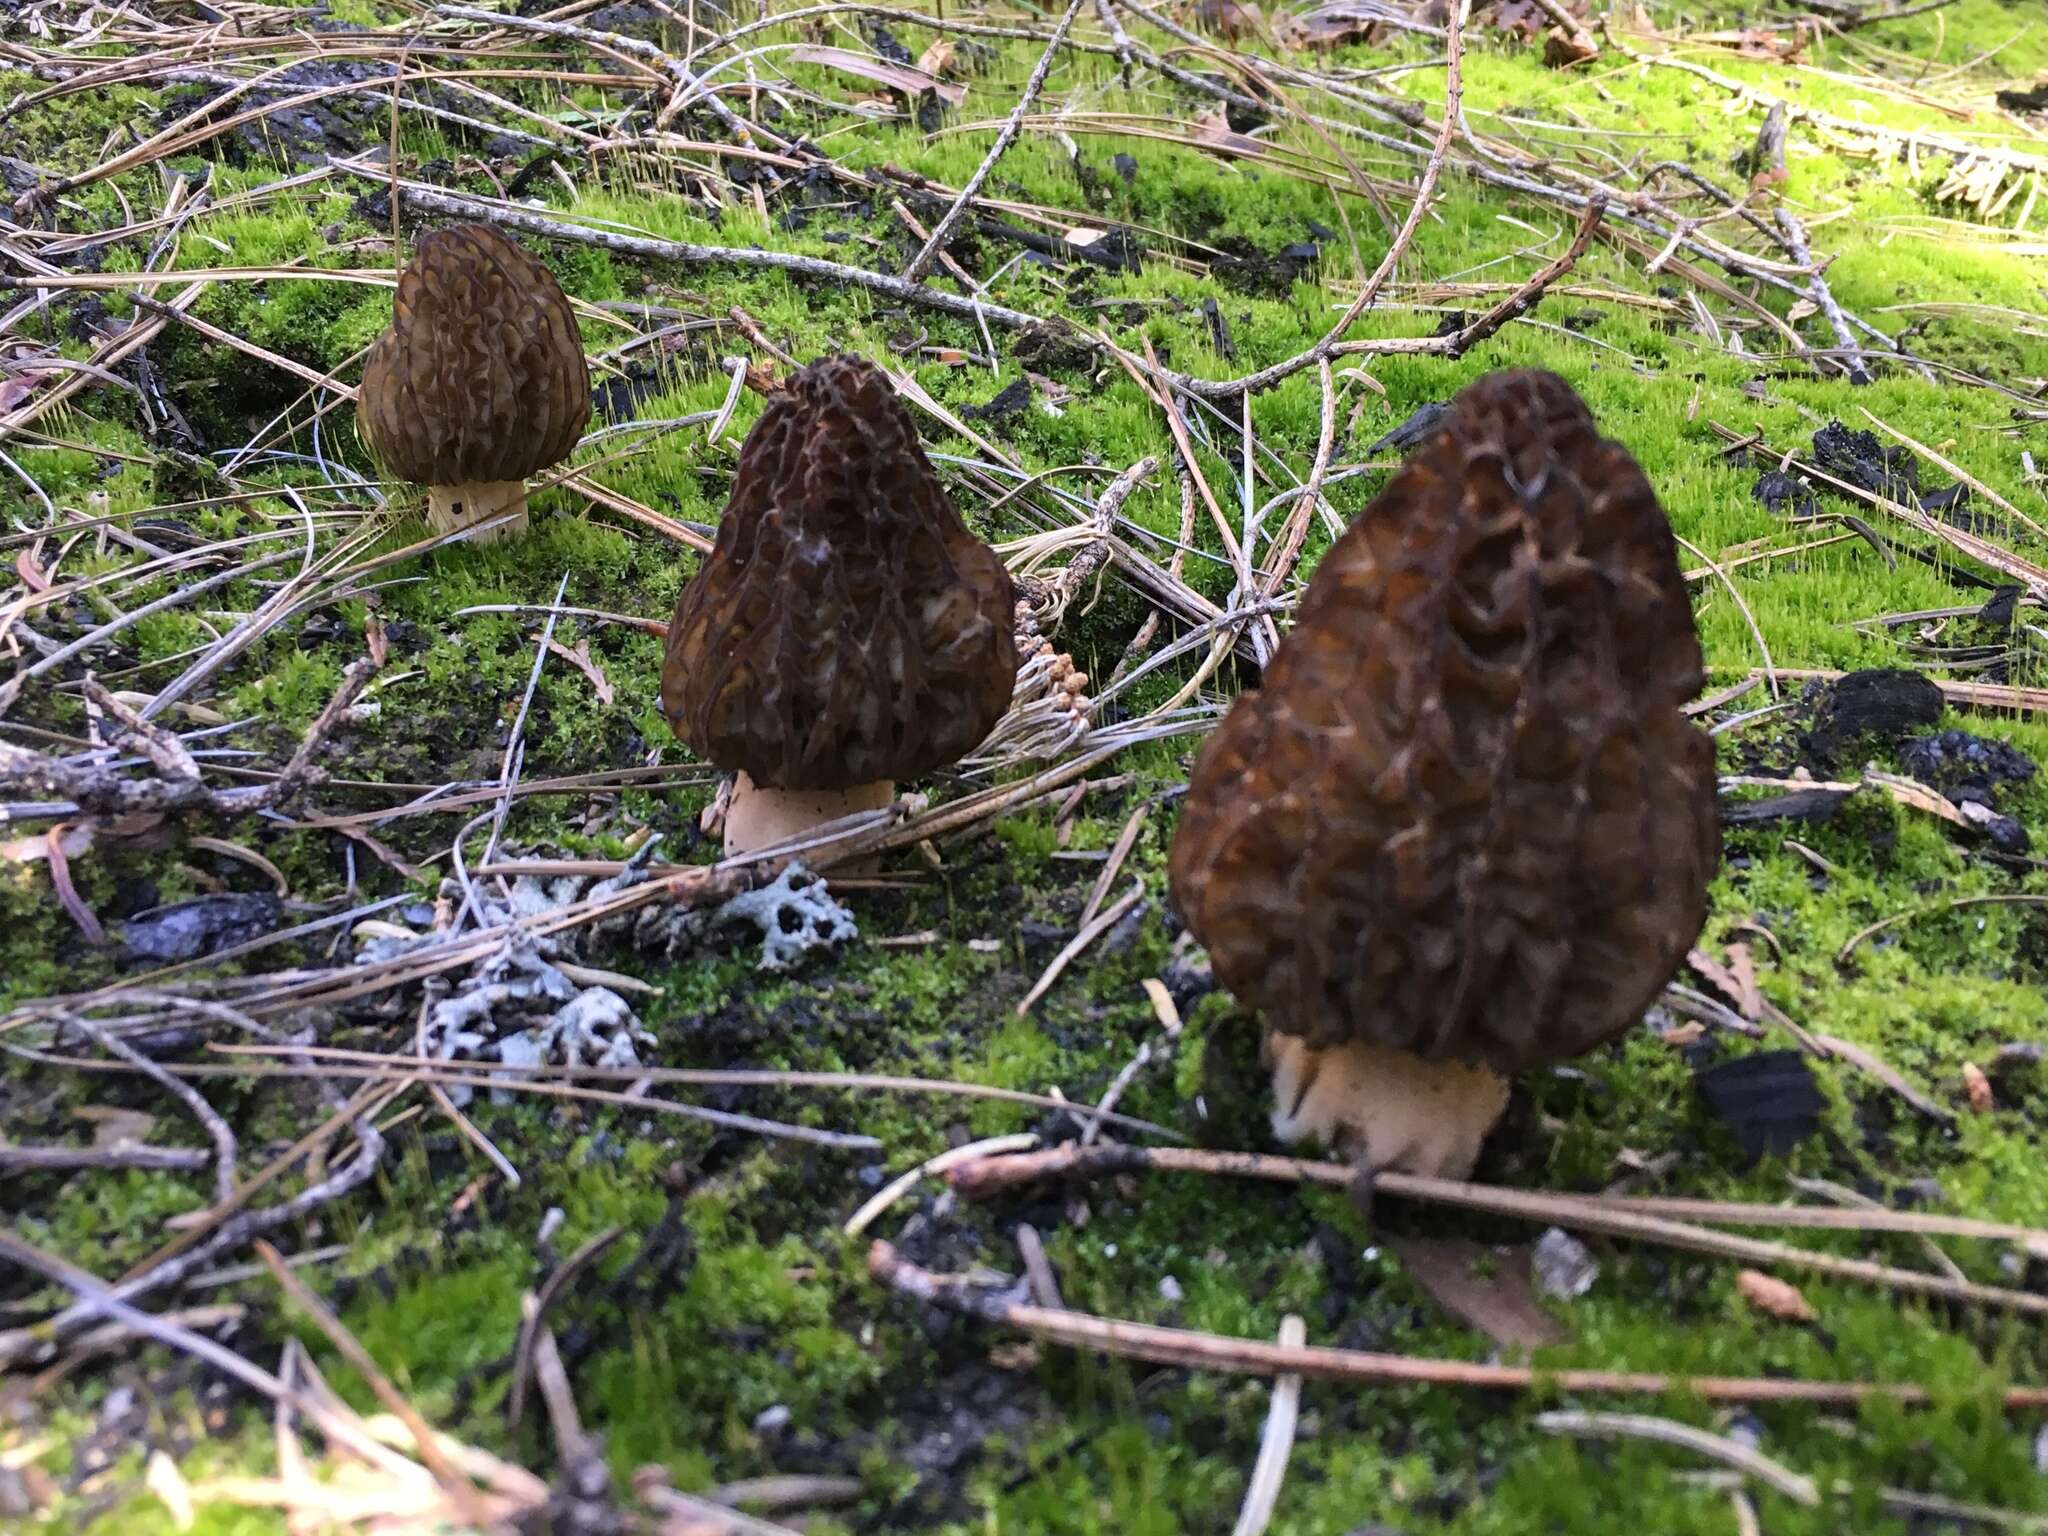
[943,1143,2048,1313]
[903,0,1090,283]
[0,1143,213,1174]
[867,1242,2048,1410]
[0,659,378,822]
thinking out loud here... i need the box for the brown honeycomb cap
[1168,368,1719,1075]
[355,223,590,488]
[660,353,1019,791]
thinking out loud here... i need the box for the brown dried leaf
[1194,0,1263,42]
[1025,370,1073,406]
[1962,1061,1995,1113]
[46,825,107,945]
[788,45,966,105]
[1736,1268,1816,1323]
[1190,106,1263,158]
[1489,0,1550,41]
[1726,942,1762,1021]
[1275,5,1381,49]
[0,371,52,415]
[1543,22,1599,66]
[544,637,613,707]
[75,1104,158,1149]
[1702,26,1806,61]
[1687,945,1747,1013]
[1391,1236,1573,1351]
[15,548,51,594]
[915,38,955,77]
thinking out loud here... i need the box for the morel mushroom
[356,223,590,543]
[660,353,1018,857]
[1168,369,1719,1179]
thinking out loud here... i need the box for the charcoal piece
[1695,1049,1824,1161]
[119,893,281,962]
[1997,82,2048,113]
[864,20,912,63]
[1918,481,1974,521]
[1752,469,1818,519]
[1201,295,1236,361]
[1978,585,2023,629]
[973,215,1144,273]
[1967,808,2029,854]
[1720,787,1850,827]
[1365,401,1449,455]
[1899,729,2038,796]
[1811,422,1920,503]
[961,377,1031,423]
[1813,669,1944,744]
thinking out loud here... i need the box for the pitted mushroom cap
[1167,369,1719,1074]
[660,353,1019,791]
[356,223,590,487]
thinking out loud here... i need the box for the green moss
[12,2,2048,1531]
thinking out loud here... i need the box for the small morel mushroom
[355,223,590,543]
[660,353,1018,857]
[1168,369,1719,1179]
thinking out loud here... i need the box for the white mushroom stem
[1264,1029,1510,1181]
[723,771,894,861]
[425,479,529,542]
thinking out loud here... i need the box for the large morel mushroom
[356,223,590,543]
[660,353,1018,856]
[1168,369,1719,1179]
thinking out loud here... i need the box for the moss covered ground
[5,0,2048,1530]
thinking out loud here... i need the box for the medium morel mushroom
[355,223,590,543]
[660,353,1018,856]
[1168,369,1719,1179]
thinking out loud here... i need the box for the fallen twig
[867,1242,2048,1408]
[903,0,1089,284]
[0,658,379,821]
[943,1144,2048,1312]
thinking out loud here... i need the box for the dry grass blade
[4,0,2046,1516]
[1231,1315,1309,1536]
[22,1041,1180,1139]
[252,1239,495,1529]
[1535,1412,1819,1505]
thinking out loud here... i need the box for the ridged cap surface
[1167,369,1719,1073]
[660,353,1019,790]
[356,223,590,486]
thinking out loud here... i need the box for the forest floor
[5,0,2048,1531]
